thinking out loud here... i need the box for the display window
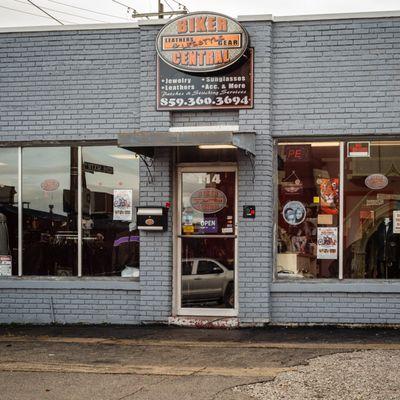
[277,139,400,280]
[23,147,78,276]
[82,146,139,277]
[0,145,140,279]
[277,143,340,279]
[0,148,19,276]
[344,141,400,278]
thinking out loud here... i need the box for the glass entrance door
[177,166,237,316]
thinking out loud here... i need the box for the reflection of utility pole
[158,0,164,19]
[70,147,78,230]
[49,204,54,235]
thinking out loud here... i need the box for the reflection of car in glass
[277,269,305,279]
[182,258,234,308]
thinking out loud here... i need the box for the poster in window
[113,189,133,221]
[394,211,400,234]
[317,227,338,259]
[0,255,12,276]
[317,178,339,215]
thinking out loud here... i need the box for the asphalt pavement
[0,325,400,400]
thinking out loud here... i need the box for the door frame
[173,163,238,317]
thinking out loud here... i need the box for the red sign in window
[285,145,311,161]
[347,142,370,157]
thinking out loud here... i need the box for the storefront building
[1,10,400,325]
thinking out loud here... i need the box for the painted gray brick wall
[0,289,140,324]
[139,26,170,131]
[271,292,400,324]
[139,147,173,323]
[237,21,273,325]
[137,25,172,323]
[0,28,140,142]
[272,18,400,137]
[171,111,238,127]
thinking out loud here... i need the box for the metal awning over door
[118,131,256,158]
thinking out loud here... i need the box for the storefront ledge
[168,316,239,328]
[237,14,273,22]
[271,281,400,293]
[0,278,140,291]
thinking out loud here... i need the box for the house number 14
[199,173,221,184]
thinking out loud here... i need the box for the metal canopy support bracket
[117,131,256,157]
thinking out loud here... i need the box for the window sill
[271,280,400,293]
[0,277,140,291]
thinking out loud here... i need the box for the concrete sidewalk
[0,325,400,400]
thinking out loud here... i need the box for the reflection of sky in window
[22,147,70,215]
[21,146,140,216]
[182,173,212,224]
[0,148,19,202]
[83,146,140,205]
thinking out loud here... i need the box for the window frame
[274,136,400,282]
[0,141,139,280]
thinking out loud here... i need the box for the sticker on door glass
[199,217,218,233]
[113,189,133,221]
[282,201,306,226]
[190,188,227,214]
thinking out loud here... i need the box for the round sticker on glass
[282,201,306,226]
[40,179,60,192]
[190,188,227,214]
[365,174,388,190]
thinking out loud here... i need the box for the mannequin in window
[366,216,400,278]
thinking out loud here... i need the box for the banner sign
[157,48,253,110]
[156,12,249,73]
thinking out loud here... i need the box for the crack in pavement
[113,376,171,400]
[210,377,276,400]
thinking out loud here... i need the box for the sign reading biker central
[156,11,249,73]
[156,12,253,111]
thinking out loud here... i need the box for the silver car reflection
[182,258,234,308]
